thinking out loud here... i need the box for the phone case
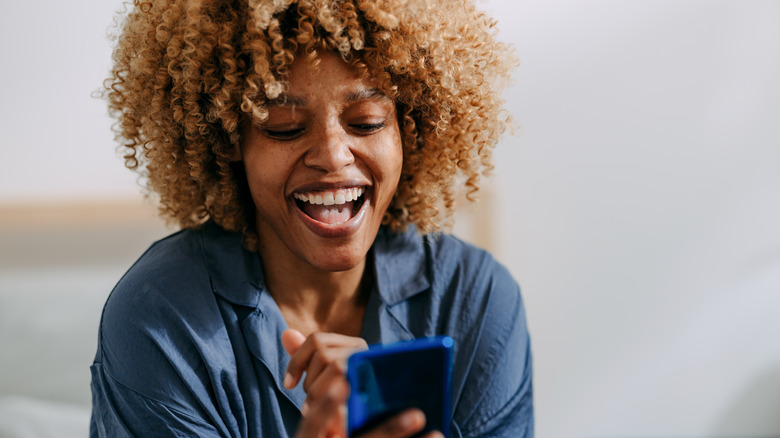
[346,336,453,438]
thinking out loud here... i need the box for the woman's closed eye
[263,127,305,140]
[350,122,386,135]
[261,120,387,140]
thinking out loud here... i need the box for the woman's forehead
[267,52,390,101]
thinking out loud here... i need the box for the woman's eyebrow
[264,88,388,107]
[346,88,389,103]
[266,95,307,107]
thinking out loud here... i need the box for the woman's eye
[350,122,386,134]
[263,128,304,140]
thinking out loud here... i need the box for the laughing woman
[90,0,533,437]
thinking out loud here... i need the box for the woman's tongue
[301,201,354,225]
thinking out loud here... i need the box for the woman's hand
[283,329,366,437]
[283,329,443,438]
[295,394,441,438]
[282,329,368,395]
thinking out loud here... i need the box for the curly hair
[105,0,517,250]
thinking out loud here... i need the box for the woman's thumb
[281,328,307,356]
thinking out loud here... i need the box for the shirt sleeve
[88,273,240,438]
[90,362,222,438]
[449,256,534,438]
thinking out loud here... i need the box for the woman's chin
[303,247,369,273]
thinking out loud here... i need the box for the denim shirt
[90,222,533,437]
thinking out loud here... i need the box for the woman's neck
[259,247,371,338]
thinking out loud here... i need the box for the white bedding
[0,396,89,438]
[0,266,124,438]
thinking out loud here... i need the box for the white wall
[1,0,779,437]
[482,1,780,436]
[0,0,139,202]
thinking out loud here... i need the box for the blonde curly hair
[106,0,517,250]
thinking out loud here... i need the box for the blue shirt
[90,222,533,437]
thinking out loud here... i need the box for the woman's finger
[305,365,350,437]
[284,332,367,389]
[357,409,429,438]
[282,329,307,356]
[302,361,349,410]
[302,346,357,393]
[293,377,349,438]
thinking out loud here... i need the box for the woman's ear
[233,114,254,162]
[231,123,245,162]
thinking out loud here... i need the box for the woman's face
[240,52,403,273]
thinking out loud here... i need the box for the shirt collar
[198,221,265,308]
[199,222,431,308]
[371,226,431,306]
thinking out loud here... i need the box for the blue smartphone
[345,336,454,438]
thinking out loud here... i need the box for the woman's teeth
[293,187,366,225]
[293,187,365,206]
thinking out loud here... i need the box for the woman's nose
[303,123,355,172]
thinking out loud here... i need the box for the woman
[90,0,533,436]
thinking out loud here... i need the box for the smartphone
[345,336,454,438]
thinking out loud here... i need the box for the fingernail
[283,372,294,389]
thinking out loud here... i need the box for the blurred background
[1,0,779,437]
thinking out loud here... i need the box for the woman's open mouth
[292,187,368,225]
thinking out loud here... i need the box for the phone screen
[346,336,453,438]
